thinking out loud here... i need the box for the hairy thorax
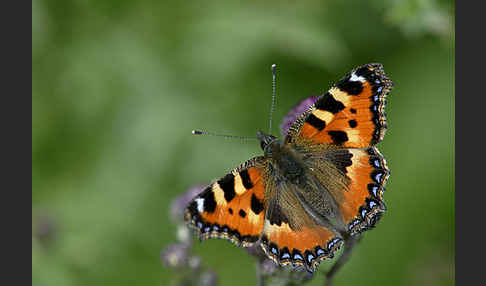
[264,140,307,185]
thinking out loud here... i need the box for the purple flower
[260,259,278,276]
[199,270,218,286]
[161,243,190,268]
[246,242,268,261]
[280,96,319,137]
[170,185,205,223]
[188,255,202,271]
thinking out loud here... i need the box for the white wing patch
[349,72,365,82]
[195,198,205,213]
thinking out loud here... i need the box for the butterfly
[184,63,392,273]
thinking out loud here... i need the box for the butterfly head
[257,131,281,156]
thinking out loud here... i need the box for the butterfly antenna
[192,130,258,141]
[268,64,277,134]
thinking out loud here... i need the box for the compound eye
[260,140,266,150]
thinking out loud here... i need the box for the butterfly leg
[324,234,361,286]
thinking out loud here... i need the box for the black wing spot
[348,119,357,128]
[315,92,345,114]
[328,131,349,145]
[305,114,326,130]
[229,208,233,215]
[239,209,246,218]
[350,108,357,114]
[250,194,264,215]
[336,78,363,95]
[218,173,236,203]
[201,189,217,213]
[239,169,253,189]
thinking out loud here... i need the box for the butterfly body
[185,63,392,272]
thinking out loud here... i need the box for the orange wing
[286,63,392,148]
[184,157,267,247]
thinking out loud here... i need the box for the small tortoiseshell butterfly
[184,63,393,273]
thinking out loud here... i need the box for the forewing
[184,157,267,247]
[286,63,392,148]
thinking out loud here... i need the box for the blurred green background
[32,0,454,285]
